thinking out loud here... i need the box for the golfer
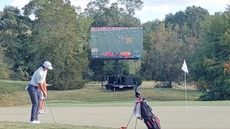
[27,61,53,124]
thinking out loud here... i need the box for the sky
[0,0,230,23]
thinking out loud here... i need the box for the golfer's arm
[43,82,48,95]
[38,83,46,96]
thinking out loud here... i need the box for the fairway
[0,102,230,129]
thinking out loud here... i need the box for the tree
[165,11,186,30]
[142,20,161,52]
[84,0,142,27]
[134,6,212,88]
[117,0,143,15]
[0,47,10,79]
[191,9,230,100]
[23,0,92,89]
[140,24,185,87]
[185,6,209,37]
[165,6,209,43]
[0,6,33,80]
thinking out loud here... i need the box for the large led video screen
[90,27,143,60]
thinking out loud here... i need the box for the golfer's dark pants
[27,84,41,121]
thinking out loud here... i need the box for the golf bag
[133,88,161,129]
[134,97,161,129]
[140,100,161,129]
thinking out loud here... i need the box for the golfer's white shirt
[30,67,47,87]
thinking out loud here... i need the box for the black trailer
[103,75,142,90]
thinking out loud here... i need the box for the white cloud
[11,0,30,9]
[71,0,90,11]
[0,0,12,11]
[143,0,190,6]
[136,0,230,23]
[135,4,171,22]
[190,0,230,14]
[71,0,117,12]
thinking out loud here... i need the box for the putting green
[0,102,230,129]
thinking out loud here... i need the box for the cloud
[10,0,90,10]
[0,0,12,11]
[135,4,171,22]
[71,0,90,10]
[11,0,30,9]
[190,0,230,14]
[143,0,190,6]
[135,0,230,22]
[135,0,190,22]
[71,0,117,12]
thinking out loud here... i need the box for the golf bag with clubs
[134,91,161,129]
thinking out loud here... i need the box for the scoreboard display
[90,27,143,60]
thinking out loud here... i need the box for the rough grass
[0,80,29,106]
[0,80,201,107]
[0,80,27,94]
[48,85,200,102]
[0,121,115,129]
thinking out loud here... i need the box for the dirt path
[0,105,230,129]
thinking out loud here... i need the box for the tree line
[0,0,229,100]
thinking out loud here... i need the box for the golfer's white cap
[43,61,53,70]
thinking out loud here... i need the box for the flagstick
[182,59,189,112]
[184,72,188,112]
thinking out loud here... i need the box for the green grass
[0,80,28,106]
[47,100,230,107]
[149,100,230,106]
[0,121,115,129]
[0,80,202,107]
[0,80,27,94]
[47,85,201,102]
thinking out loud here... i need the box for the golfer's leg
[34,89,41,120]
[28,85,39,121]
